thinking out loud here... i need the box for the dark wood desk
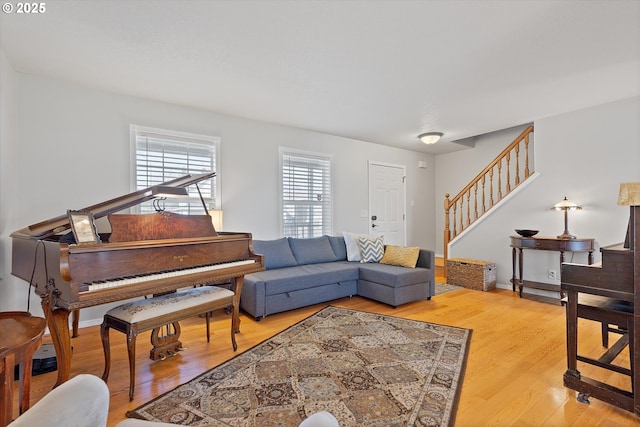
[0,312,46,426]
[510,236,595,304]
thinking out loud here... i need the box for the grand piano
[561,186,639,415]
[11,172,265,387]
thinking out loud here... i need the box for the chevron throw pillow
[357,236,384,263]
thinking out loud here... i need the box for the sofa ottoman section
[357,263,432,307]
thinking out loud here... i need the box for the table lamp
[551,196,581,239]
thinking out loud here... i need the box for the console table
[510,236,595,304]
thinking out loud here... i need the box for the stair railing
[443,125,534,261]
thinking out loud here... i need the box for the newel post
[444,193,451,264]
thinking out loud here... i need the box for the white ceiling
[1,0,639,154]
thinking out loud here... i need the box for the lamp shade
[617,182,640,206]
[418,132,443,144]
[551,197,581,211]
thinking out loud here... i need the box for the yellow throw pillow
[380,245,420,268]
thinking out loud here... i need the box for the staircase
[443,126,535,264]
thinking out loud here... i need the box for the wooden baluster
[489,167,494,207]
[524,133,530,178]
[452,202,458,237]
[473,182,479,220]
[466,189,471,226]
[459,198,464,233]
[481,174,487,214]
[515,143,521,186]
[497,159,503,200]
[505,152,511,193]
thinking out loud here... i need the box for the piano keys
[82,259,256,292]
[10,173,265,387]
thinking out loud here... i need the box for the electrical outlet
[548,269,558,280]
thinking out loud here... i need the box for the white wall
[439,96,640,290]
[0,49,18,311]
[0,71,435,325]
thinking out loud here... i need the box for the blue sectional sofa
[240,235,435,319]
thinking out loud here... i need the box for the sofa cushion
[343,232,371,262]
[288,236,338,264]
[253,238,297,270]
[246,263,359,296]
[380,245,420,268]
[358,263,430,287]
[326,235,347,261]
[357,235,384,263]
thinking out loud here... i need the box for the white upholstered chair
[8,374,339,427]
[8,374,109,427]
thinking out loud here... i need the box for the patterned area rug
[128,306,472,427]
[434,282,463,295]
[436,282,464,295]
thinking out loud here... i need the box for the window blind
[281,150,332,238]
[132,126,218,215]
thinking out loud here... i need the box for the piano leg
[563,289,589,404]
[41,294,72,388]
[231,276,244,337]
[565,290,579,375]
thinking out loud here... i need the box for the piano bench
[100,286,236,401]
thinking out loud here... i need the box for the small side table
[0,312,46,426]
[510,236,595,304]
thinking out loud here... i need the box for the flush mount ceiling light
[418,132,443,144]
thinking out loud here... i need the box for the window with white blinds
[280,148,333,238]
[131,125,220,215]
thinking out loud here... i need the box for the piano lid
[11,172,216,240]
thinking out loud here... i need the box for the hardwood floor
[19,288,638,426]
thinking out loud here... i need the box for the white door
[368,161,406,245]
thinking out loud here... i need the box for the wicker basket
[446,258,496,291]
